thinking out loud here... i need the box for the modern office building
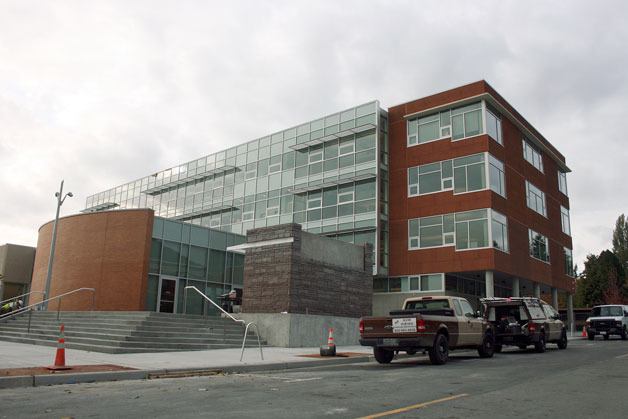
[83,81,575,317]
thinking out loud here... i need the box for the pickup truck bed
[359,296,495,365]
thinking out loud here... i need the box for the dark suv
[480,297,568,353]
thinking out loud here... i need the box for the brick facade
[30,209,154,311]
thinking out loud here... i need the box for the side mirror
[475,310,481,318]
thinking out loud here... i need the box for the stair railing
[183,286,263,362]
[0,290,44,308]
[0,288,96,331]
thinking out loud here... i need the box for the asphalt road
[2,338,628,419]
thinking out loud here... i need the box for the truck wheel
[557,330,568,349]
[587,332,595,341]
[621,327,627,340]
[428,333,449,365]
[373,347,394,364]
[534,333,546,353]
[478,333,495,358]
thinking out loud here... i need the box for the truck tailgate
[362,315,421,338]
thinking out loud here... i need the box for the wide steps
[0,311,264,354]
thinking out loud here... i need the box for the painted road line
[615,353,628,359]
[357,393,469,419]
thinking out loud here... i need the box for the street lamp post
[42,180,73,310]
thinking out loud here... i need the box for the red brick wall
[388,82,574,293]
[30,209,154,311]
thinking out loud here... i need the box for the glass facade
[84,101,386,274]
[147,217,246,314]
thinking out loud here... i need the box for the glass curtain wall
[147,217,245,315]
[85,101,385,274]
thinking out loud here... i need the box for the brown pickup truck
[359,296,495,365]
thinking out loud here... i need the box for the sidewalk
[0,341,373,389]
[0,335,587,389]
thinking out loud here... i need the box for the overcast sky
[1,0,627,270]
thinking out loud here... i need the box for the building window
[374,273,444,294]
[407,160,453,196]
[526,181,547,217]
[529,229,550,262]
[407,101,490,146]
[485,105,503,145]
[558,170,568,196]
[409,209,503,251]
[491,210,509,252]
[523,139,544,172]
[489,155,506,197]
[408,214,455,249]
[452,102,482,140]
[453,154,485,193]
[455,209,489,250]
[560,206,571,236]
[409,153,505,197]
[564,247,574,277]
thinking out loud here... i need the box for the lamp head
[67,192,74,198]
[55,192,60,197]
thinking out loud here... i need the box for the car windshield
[405,300,450,310]
[591,306,623,317]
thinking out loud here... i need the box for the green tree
[613,214,628,269]
[575,250,626,307]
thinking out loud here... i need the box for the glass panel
[161,241,180,276]
[468,219,488,248]
[419,171,441,194]
[467,163,486,191]
[146,275,159,311]
[150,239,162,273]
[420,225,443,247]
[188,246,208,280]
[418,119,440,143]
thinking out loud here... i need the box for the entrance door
[157,277,178,313]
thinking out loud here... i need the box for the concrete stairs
[0,311,266,354]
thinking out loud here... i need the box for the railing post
[57,297,62,321]
[27,309,33,333]
[183,288,188,314]
[92,291,95,311]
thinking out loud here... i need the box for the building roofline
[392,80,570,172]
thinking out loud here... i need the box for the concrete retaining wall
[238,313,360,347]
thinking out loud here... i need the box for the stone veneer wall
[241,224,372,318]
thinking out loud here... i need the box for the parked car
[480,297,568,353]
[359,296,495,365]
[585,305,628,340]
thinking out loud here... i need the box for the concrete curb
[0,355,374,389]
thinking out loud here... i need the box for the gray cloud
[1,0,627,269]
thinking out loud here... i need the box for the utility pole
[42,180,73,310]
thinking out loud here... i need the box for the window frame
[528,228,550,263]
[525,180,547,217]
[523,138,544,173]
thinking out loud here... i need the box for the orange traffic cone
[319,328,337,356]
[48,324,71,371]
[581,326,587,338]
[327,328,335,346]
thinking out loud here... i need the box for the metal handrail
[183,286,263,362]
[0,290,44,307]
[0,287,96,322]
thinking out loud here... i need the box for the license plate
[392,317,417,333]
[600,331,607,335]
[381,338,399,346]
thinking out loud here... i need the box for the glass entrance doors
[157,276,178,313]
